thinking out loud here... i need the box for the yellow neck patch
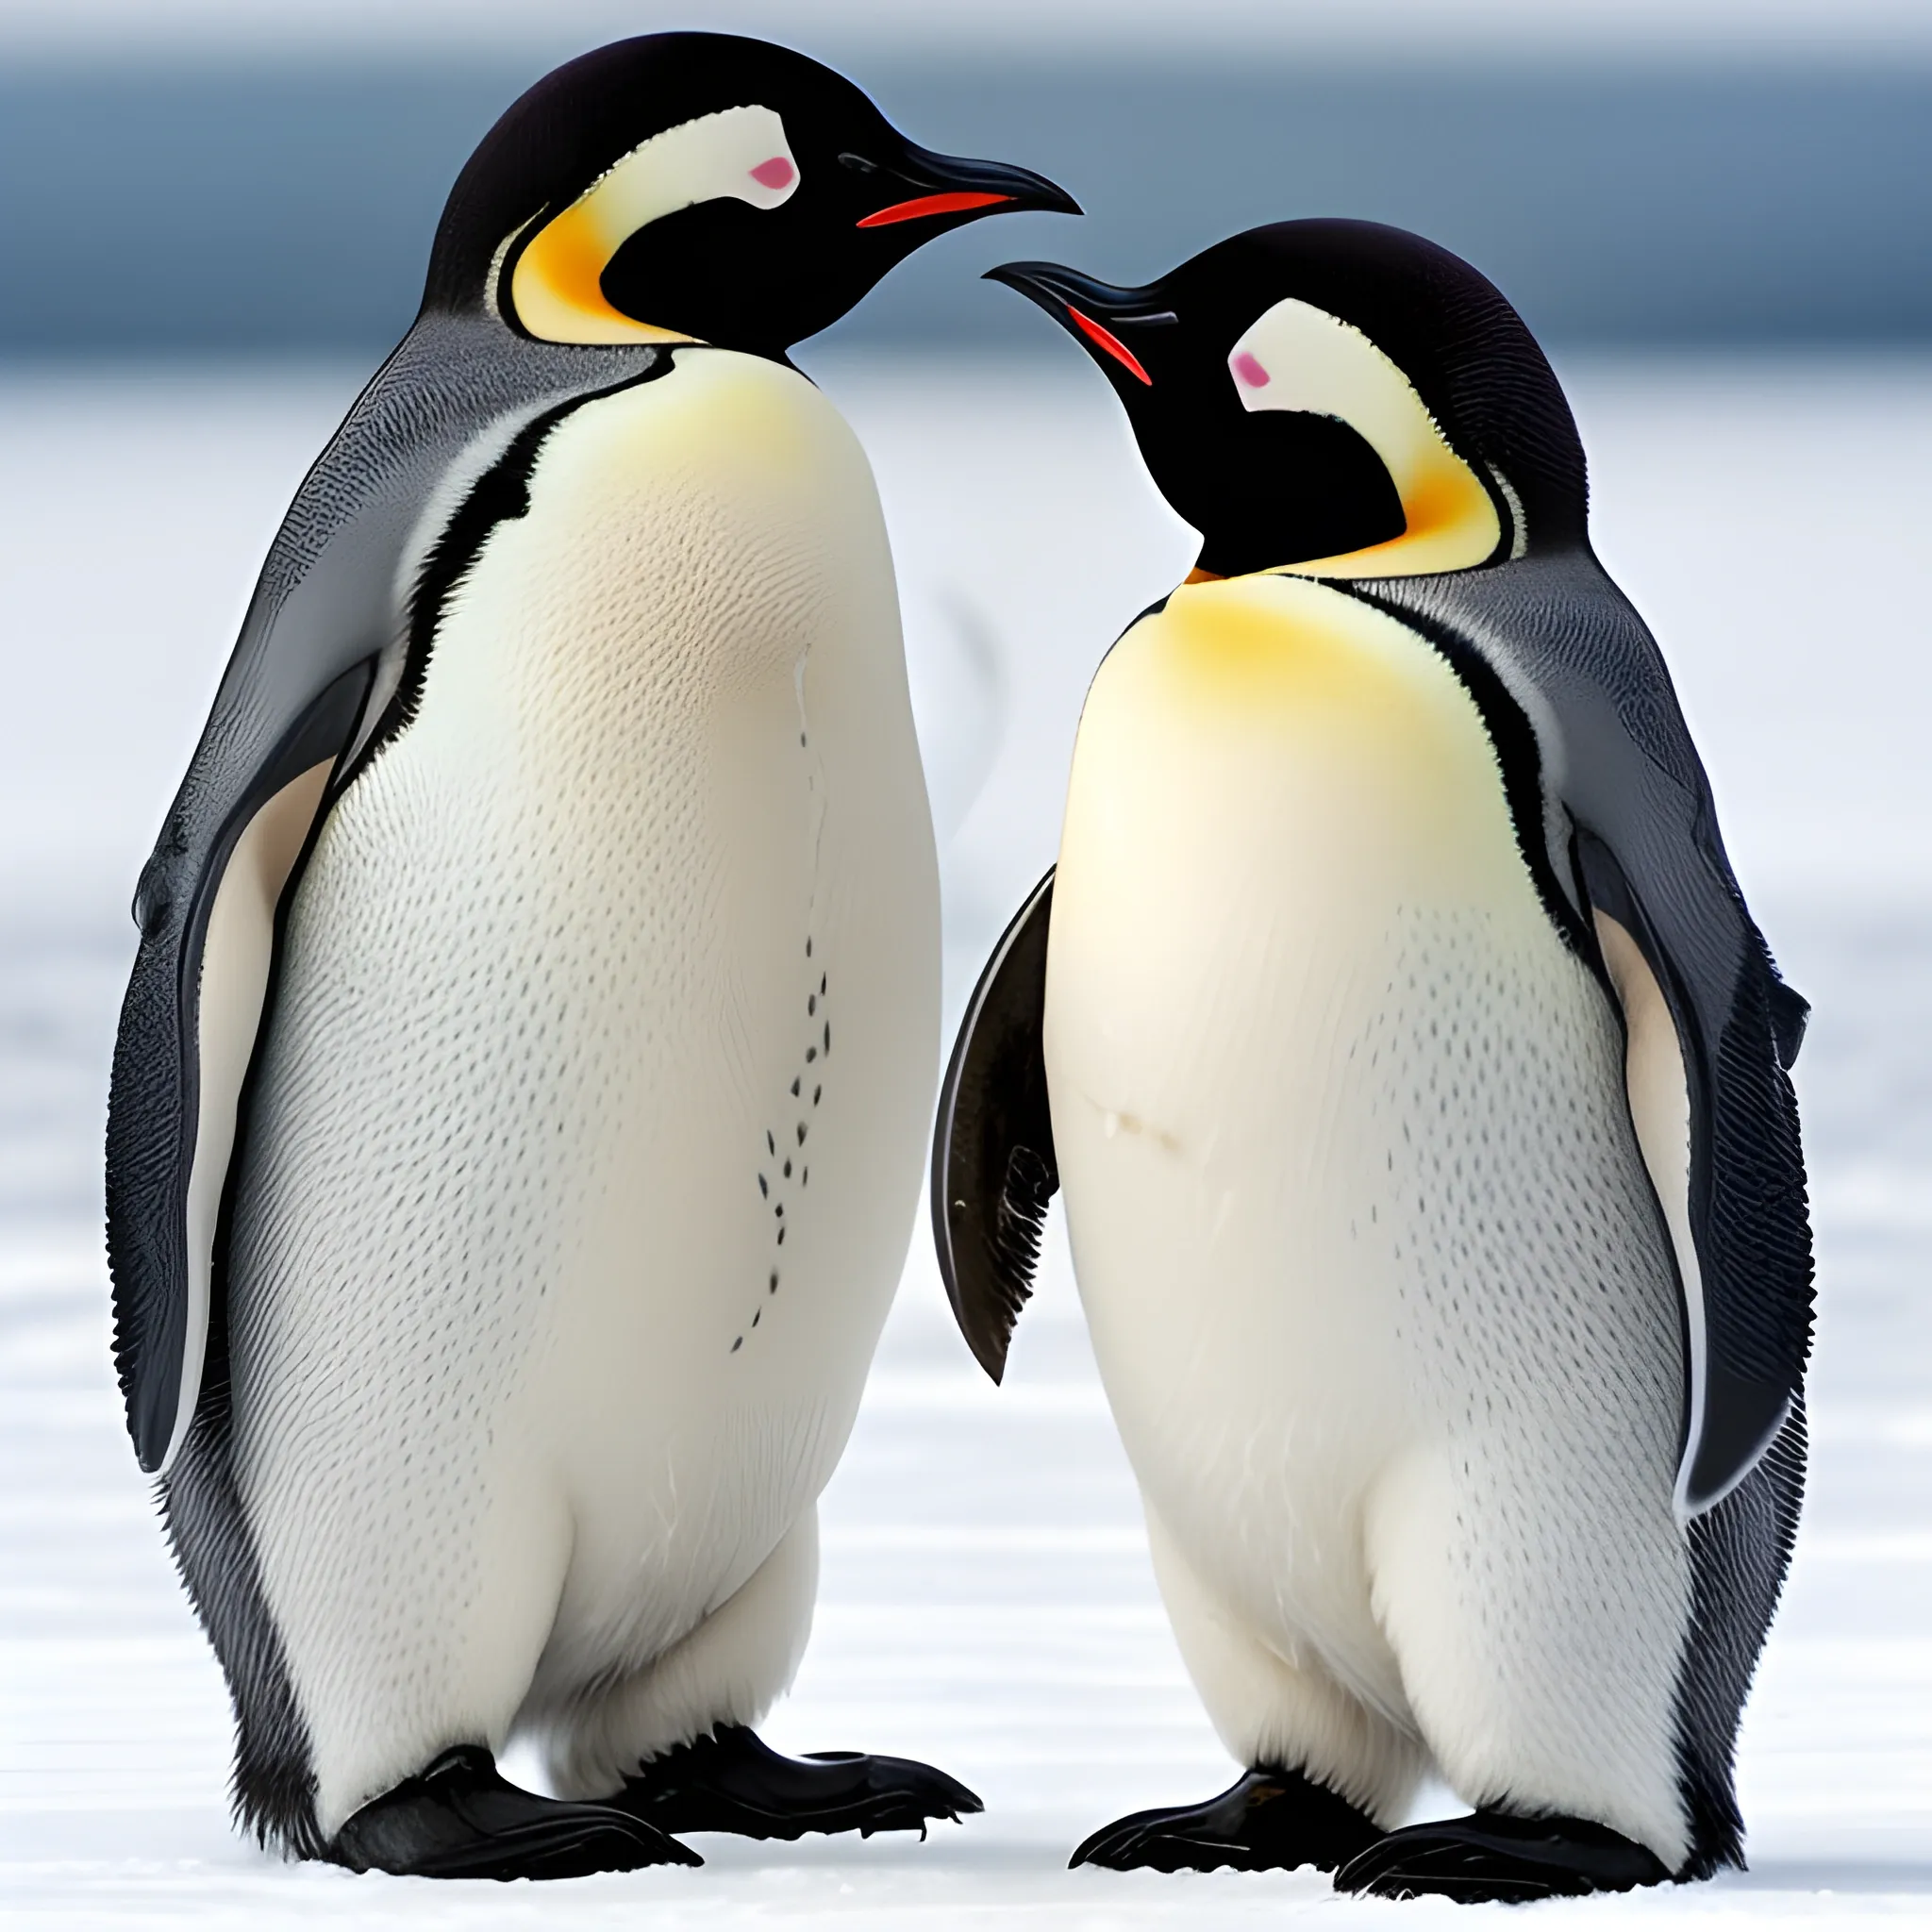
[1225,297,1504,578]
[504,105,799,346]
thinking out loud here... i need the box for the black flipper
[1334,1808,1671,1903]
[931,869,1058,1382]
[1071,1767,1383,1874]
[1356,556,1812,1518]
[106,312,670,1475]
[332,1745,699,1878]
[614,1725,982,1840]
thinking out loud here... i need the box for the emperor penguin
[934,222,1812,1903]
[105,33,1075,1880]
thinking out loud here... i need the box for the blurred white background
[3,2,1930,1924]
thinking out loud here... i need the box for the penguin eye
[839,152,880,174]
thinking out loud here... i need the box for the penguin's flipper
[1358,559,1813,1520]
[931,869,1058,1383]
[1334,1808,1670,1902]
[108,645,376,1481]
[1071,1768,1383,1874]
[108,358,434,1484]
[616,1725,982,1840]
[106,321,675,1478]
[1576,828,1811,1524]
[332,1745,700,1878]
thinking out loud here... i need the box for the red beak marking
[1068,306,1152,385]
[858,191,1012,228]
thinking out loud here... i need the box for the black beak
[855,146,1081,230]
[985,260,1175,384]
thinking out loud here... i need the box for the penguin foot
[1334,1808,1673,1903]
[613,1724,982,1840]
[1070,1766,1383,1874]
[331,1744,701,1879]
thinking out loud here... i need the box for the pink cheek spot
[750,156,795,190]
[1232,351,1272,389]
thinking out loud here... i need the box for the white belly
[226,352,937,1742]
[1045,575,1687,1739]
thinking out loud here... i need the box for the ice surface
[3,352,1930,1923]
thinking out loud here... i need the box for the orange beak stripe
[1068,305,1152,385]
[858,191,1012,227]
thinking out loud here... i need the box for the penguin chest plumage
[226,351,937,1724]
[1044,574,1687,1738]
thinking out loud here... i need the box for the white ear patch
[1227,297,1503,577]
[509,104,799,345]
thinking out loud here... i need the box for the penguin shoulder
[1086,571,1488,750]
[522,348,880,541]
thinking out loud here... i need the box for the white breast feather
[1044,573,1692,1867]
[221,350,938,1828]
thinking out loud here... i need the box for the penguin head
[424,33,1077,358]
[988,221,1587,578]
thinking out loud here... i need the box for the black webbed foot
[330,1743,700,1879]
[1335,1808,1673,1903]
[1071,1766,1383,1873]
[613,1724,983,1840]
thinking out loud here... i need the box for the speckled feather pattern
[1357,557,1811,1874]
[216,351,938,1838]
[1360,903,1687,1857]
[1364,557,1812,1405]
[1044,574,1692,1868]
[110,318,666,1468]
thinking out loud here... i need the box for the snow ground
[3,351,1931,1923]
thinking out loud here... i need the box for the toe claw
[614,1726,979,1841]
[332,1744,698,1880]
[1334,1810,1670,1904]
[1072,1769,1382,1874]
